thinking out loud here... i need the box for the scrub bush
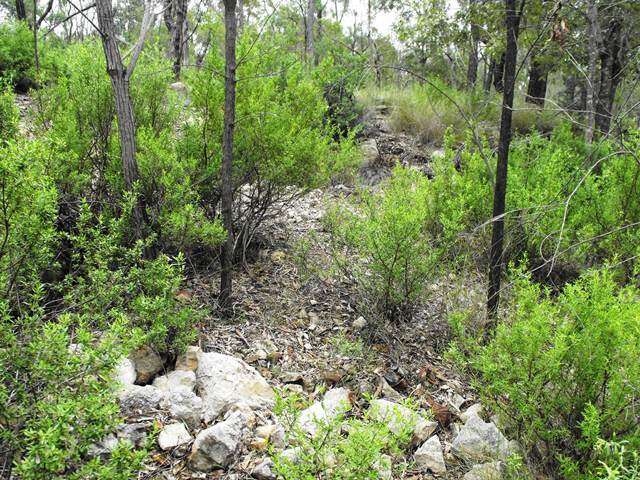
[0,84,19,141]
[325,166,443,321]
[464,269,640,476]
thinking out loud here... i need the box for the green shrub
[1,306,146,480]
[325,166,443,321]
[0,84,19,142]
[0,21,34,89]
[467,269,640,475]
[61,201,200,356]
[183,21,360,257]
[0,138,58,305]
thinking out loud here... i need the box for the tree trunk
[492,53,505,93]
[525,56,548,106]
[219,0,237,311]
[305,0,315,62]
[237,0,244,30]
[585,0,598,144]
[172,0,187,78]
[466,1,480,89]
[15,0,27,20]
[95,0,146,236]
[487,0,522,324]
[595,17,625,135]
[483,57,494,93]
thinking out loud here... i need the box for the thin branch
[125,0,156,80]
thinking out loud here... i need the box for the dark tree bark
[164,0,187,79]
[219,0,238,311]
[585,0,599,144]
[492,52,505,93]
[487,0,523,324]
[95,0,153,237]
[525,56,548,106]
[595,17,626,135]
[466,0,480,89]
[15,0,27,20]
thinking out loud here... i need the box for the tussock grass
[358,82,561,144]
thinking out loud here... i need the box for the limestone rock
[252,458,276,480]
[374,454,393,480]
[87,434,118,459]
[159,422,193,451]
[361,139,379,163]
[131,346,164,384]
[196,352,275,423]
[114,357,136,387]
[353,316,367,331]
[460,403,482,423]
[176,346,201,371]
[463,462,503,480]
[119,385,162,415]
[255,423,286,449]
[188,410,251,471]
[161,387,203,428]
[297,388,352,436]
[414,435,447,474]
[153,370,196,392]
[368,399,436,445]
[452,414,512,462]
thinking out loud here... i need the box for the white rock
[196,352,275,423]
[431,149,445,160]
[297,388,352,436]
[360,139,379,163]
[463,462,503,480]
[452,414,512,462]
[368,399,436,444]
[414,435,447,474]
[114,358,136,387]
[159,423,192,451]
[161,386,203,428]
[374,454,393,479]
[188,410,251,471]
[252,458,276,480]
[297,402,327,437]
[321,388,352,417]
[255,423,286,449]
[154,370,196,392]
[280,447,302,463]
[119,385,162,415]
[87,434,118,458]
[130,346,164,384]
[353,316,367,330]
[176,346,202,371]
[460,403,483,423]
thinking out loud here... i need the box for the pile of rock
[103,346,519,479]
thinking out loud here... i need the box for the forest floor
[181,106,490,479]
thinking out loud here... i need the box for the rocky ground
[101,106,511,480]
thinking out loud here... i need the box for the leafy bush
[0,139,59,305]
[1,307,146,480]
[61,201,200,356]
[0,21,35,90]
[463,269,640,475]
[325,166,443,321]
[183,22,360,257]
[0,84,19,142]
